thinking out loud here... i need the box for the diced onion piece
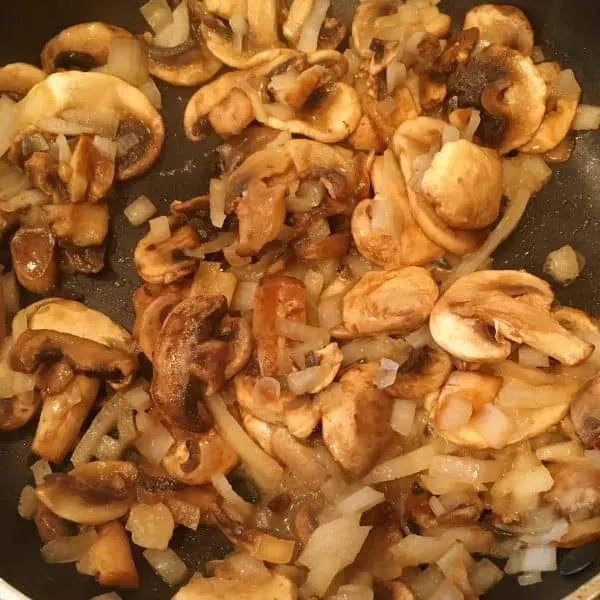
[206,394,284,490]
[106,38,147,86]
[37,116,93,136]
[189,231,237,259]
[374,358,400,389]
[276,317,330,346]
[123,381,151,411]
[551,69,581,99]
[230,280,258,312]
[0,95,16,158]
[392,534,454,567]
[505,545,557,575]
[287,366,330,395]
[211,474,254,521]
[134,412,174,466]
[60,108,119,138]
[535,440,584,463]
[251,533,295,564]
[364,444,437,485]
[143,548,189,586]
[387,61,407,93]
[572,104,600,131]
[462,109,481,142]
[22,132,50,157]
[297,0,331,53]
[491,465,553,499]
[430,580,464,600]
[140,0,174,34]
[0,160,29,199]
[371,194,394,231]
[521,519,569,545]
[442,125,461,145]
[18,485,38,519]
[543,245,585,284]
[341,336,410,366]
[298,514,371,596]
[408,565,446,600]
[148,216,171,244]
[287,180,325,212]
[139,77,162,109]
[209,178,227,228]
[304,269,324,302]
[222,553,270,582]
[153,0,190,48]
[470,404,514,449]
[264,102,295,120]
[93,135,117,161]
[334,486,385,516]
[124,195,157,227]
[229,13,249,53]
[116,133,141,157]
[270,71,299,94]
[518,571,542,586]
[55,134,72,164]
[318,295,343,329]
[391,399,416,436]
[334,585,374,600]
[126,503,174,550]
[469,558,504,595]
[429,456,504,485]
[429,496,446,518]
[30,458,52,486]
[518,346,550,368]
[437,396,473,431]
[41,530,98,564]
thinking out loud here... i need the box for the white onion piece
[429,496,446,517]
[93,135,117,160]
[341,336,410,366]
[518,571,542,586]
[0,161,29,199]
[209,178,227,228]
[470,404,514,449]
[30,458,52,486]
[276,317,330,346]
[154,0,190,48]
[270,71,299,94]
[521,519,569,545]
[334,486,385,517]
[53,133,71,164]
[41,530,98,564]
[491,465,553,498]
[572,104,600,131]
[437,396,473,431]
[297,0,331,53]
[363,444,437,485]
[286,366,328,395]
[469,558,504,595]
[123,383,152,411]
[518,346,550,368]
[462,109,481,142]
[223,553,270,582]
[371,194,394,231]
[22,132,49,156]
[252,376,281,409]
[333,585,374,600]
[535,441,583,463]
[60,108,120,138]
[124,195,157,226]
[126,502,174,550]
[230,280,258,312]
[442,125,461,145]
[148,216,171,244]
[429,456,503,485]
[386,61,407,94]
[139,77,163,109]
[116,132,141,157]
[106,38,148,86]
[304,269,324,301]
[143,548,189,585]
[38,116,95,136]
[374,358,400,389]
[551,69,581,98]
[134,412,174,466]
[140,0,174,34]
[0,95,16,159]
[543,244,584,284]
[391,399,416,436]
[229,12,248,53]
[318,295,343,329]
[18,485,38,519]
[211,473,254,521]
[505,546,557,575]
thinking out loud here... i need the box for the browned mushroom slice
[41,22,134,73]
[429,270,593,365]
[162,427,239,485]
[34,504,73,543]
[332,267,439,338]
[319,362,394,477]
[0,391,40,431]
[463,4,534,56]
[44,202,109,247]
[0,63,45,100]
[10,329,138,385]
[137,291,183,361]
[10,227,58,294]
[151,295,252,432]
[24,151,70,203]
[571,375,600,449]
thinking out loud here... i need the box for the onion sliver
[148,216,171,244]
[41,530,98,564]
[363,444,437,485]
[297,0,331,53]
[140,0,174,35]
[143,548,189,586]
[124,195,157,226]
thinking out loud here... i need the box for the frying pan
[1,1,599,598]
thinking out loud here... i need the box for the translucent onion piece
[391,399,416,436]
[287,366,331,395]
[462,109,481,142]
[572,104,600,131]
[297,0,331,53]
[55,133,71,164]
[30,458,52,486]
[116,133,141,157]
[143,548,189,586]
[18,485,38,519]
[124,195,157,226]
[209,178,227,228]
[518,346,550,368]
[41,530,98,564]
[106,38,148,86]
[469,558,504,595]
[334,486,385,517]
[148,216,171,244]
[374,358,400,389]
[470,404,514,450]
[153,0,191,48]
[93,135,118,161]
[126,503,174,550]
[140,0,174,35]
[363,444,437,485]
[134,412,174,466]
[341,336,410,366]
[429,456,504,485]
[437,396,473,432]
[37,116,93,136]
[505,546,557,575]
[211,473,254,521]
[276,317,330,346]
[517,571,542,586]
[60,108,120,139]
[386,61,407,94]
[543,245,585,284]
[230,280,258,312]
[139,77,162,109]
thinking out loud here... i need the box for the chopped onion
[518,346,550,368]
[442,125,461,145]
[0,95,16,158]
[143,548,189,586]
[140,0,174,34]
[154,0,190,48]
[106,38,147,86]
[229,12,249,53]
[30,458,52,486]
[221,553,270,582]
[334,486,385,517]
[392,534,454,567]
[363,444,437,485]
[491,465,553,499]
[41,530,98,564]
[374,357,400,389]
[60,108,120,138]
[470,404,514,450]
[521,519,569,545]
[518,571,542,586]
[544,244,585,284]
[409,565,446,600]
[211,474,254,521]
[18,485,38,519]
[318,295,343,329]
[230,280,258,312]
[429,456,504,485]
[37,116,93,136]
[139,77,163,109]
[148,216,171,244]
[270,71,299,94]
[276,317,330,346]
[572,104,600,131]
[134,411,174,466]
[535,440,584,463]
[462,109,481,142]
[341,335,410,366]
[386,61,407,93]
[505,545,557,575]
[190,231,237,258]
[126,502,174,550]
[92,135,117,161]
[437,396,473,432]
[54,133,71,164]
[0,160,29,199]
[468,558,504,594]
[391,399,416,435]
[22,132,49,157]
[551,69,581,99]
[116,132,141,157]
[333,585,374,600]
[209,178,227,228]
[124,195,157,226]
[287,179,325,212]
[304,269,324,302]
[264,102,295,120]
[122,382,151,411]
[371,194,394,231]
[298,514,371,596]
[429,496,446,518]
[297,0,331,53]
[287,366,330,395]
[206,394,284,490]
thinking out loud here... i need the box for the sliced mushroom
[463,4,534,55]
[201,0,284,69]
[0,63,45,100]
[332,267,438,338]
[10,227,58,294]
[320,362,394,476]
[162,427,239,485]
[546,463,600,524]
[34,504,73,543]
[138,291,184,361]
[135,223,201,285]
[429,270,594,365]
[36,460,138,525]
[24,151,70,203]
[151,295,252,431]
[40,22,133,73]
[14,71,164,179]
[571,375,600,449]
[446,44,546,153]
[44,202,109,247]
[385,346,452,399]
[0,391,39,431]
[352,150,443,268]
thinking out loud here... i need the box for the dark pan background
[0,1,599,598]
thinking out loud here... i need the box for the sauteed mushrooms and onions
[3,2,600,600]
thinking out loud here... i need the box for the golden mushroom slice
[332,266,439,339]
[429,270,594,365]
[10,228,58,295]
[0,63,45,99]
[352,149,443,268]
[570,375,600,449]
[463,4,534,56]
[14,71,164,180]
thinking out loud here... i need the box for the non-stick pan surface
[1,1,599,598]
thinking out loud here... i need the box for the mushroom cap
[463,4,534,56]
[40,22,133,73]
[14,71,164,180]
[10,228,57,295]
[430,270,594,365]
[571,375,600,449]
[333,266,439,338]
[0,63,45,99]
